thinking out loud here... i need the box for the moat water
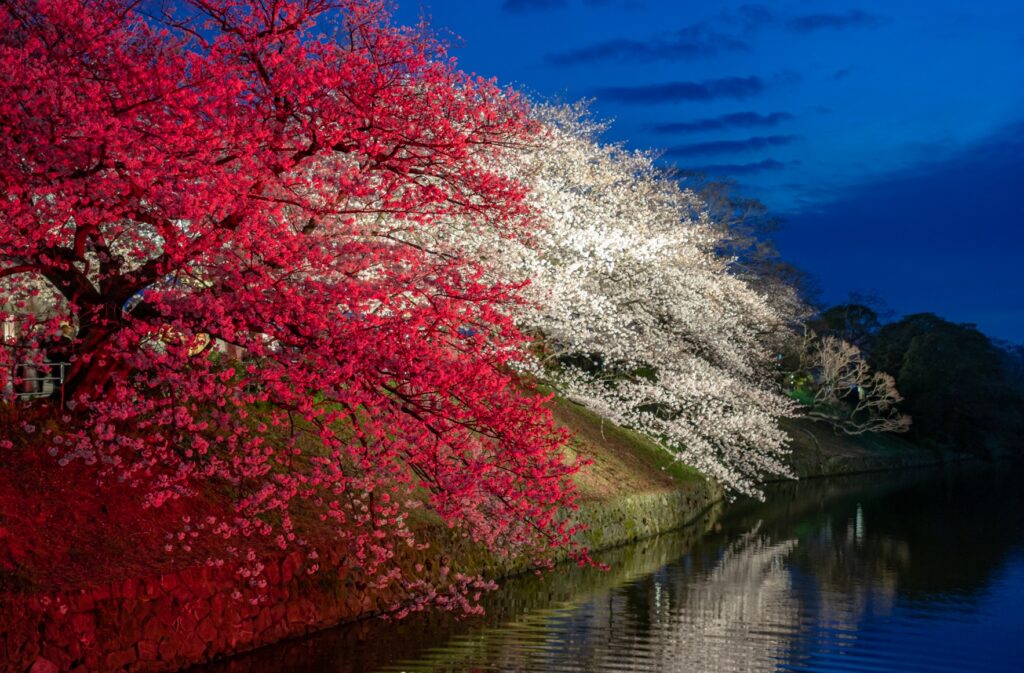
[195,463,1024,673]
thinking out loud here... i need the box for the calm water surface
[197,464,1024,673]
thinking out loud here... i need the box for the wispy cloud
[665,135,799,157]
[652,111,793,134]
[547,23,746,65]
[682,159,793,175]
[690,4,776,35]
[780,123,1024,341]
[787,9,883,32]
[729,4,776,31]
[594,76,764,104]
[584,0,645,7]
[502,0,566,13]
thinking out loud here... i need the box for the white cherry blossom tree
[429,104,798,495]
[801,334,911,435]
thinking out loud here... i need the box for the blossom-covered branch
[0,0,585,610]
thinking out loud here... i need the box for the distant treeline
[809,305,1024,457]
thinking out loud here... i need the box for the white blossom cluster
[434,104,798,495]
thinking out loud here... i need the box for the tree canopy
[0,0,585,611]
[496,106,798,495]
[871,313,1023,455]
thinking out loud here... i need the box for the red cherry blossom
[0,0,586,611]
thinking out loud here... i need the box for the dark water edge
[192,462,1024,673]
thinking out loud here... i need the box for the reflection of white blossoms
[542,523,801,673]
[637,524,801,673]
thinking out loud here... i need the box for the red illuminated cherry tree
[0,0,583,610]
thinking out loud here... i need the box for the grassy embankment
[320,396,943,581]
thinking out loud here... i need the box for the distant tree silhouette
[809,303,882,351]
[871,314,1024,456]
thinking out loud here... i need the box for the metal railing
[3,362,69,400]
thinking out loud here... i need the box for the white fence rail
[2,362,69,401]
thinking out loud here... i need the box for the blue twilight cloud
[502,0,566,12]
[547,23,747,65]
[779,122,1024,342]
[681,158,792,175]
[584,0,646,7]
[787,9,883,32]
[665,135,800,157]
[652,111,794,134]
[729,4,776,30]
[594,76,764,104]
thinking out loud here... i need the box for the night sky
[392,1,1024,343]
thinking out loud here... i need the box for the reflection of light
[856,504,865,545]
[640,523,801,673]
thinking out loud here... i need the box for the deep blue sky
[391,0,1024,342]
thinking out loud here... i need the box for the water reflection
[193,464,1024,673]
[624,525,800,673]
